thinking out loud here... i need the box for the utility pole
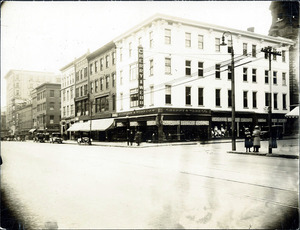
[261,46,281,154]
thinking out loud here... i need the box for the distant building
[1,109,9,139]
[34,83,61,133]
[4,70,61,135]
[15,102,32,139]
[269,1,299,109]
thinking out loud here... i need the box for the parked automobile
[35,133,46,143]
[260,125,283,140]
[50,133,63,144]
[77,137,92,145]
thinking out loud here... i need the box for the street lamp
[220,31,236,151]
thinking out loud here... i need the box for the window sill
[215,106,222,108]
[243,107,249,109]
[185,104,192,106]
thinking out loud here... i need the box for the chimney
[247,27,255,32]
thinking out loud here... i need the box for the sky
[1,1,273,108]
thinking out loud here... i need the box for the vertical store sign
[138,46,144,108]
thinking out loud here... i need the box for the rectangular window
[165,29,171,44]
[198,35,203,49]
[100,58,103,71]
[95,61,98,73]
[198,62,203,77]
[228,65,232,80]
[50,115,54,124]
[90,64,93,75]
[243,67,248,81]
[282,72,286,85]
[215,64,220,79]
[165,85,171,104]
[76,72,79,81]
[106,55,109,68]
[67,106,69,117]
[228,90,232,107]
[274,93,278,109]
[129,42,132,57]
[71,105,74,115]
[90,82,94,93]
[243,43,247,56]
[185,32,191,47]
[70,88,73,99]
[84,85,87,95]
[112,73,116,87]
[265,92,271,107]
[50,102,54,110]
[243,91,248,108]
[100,78,103,90]
[84,67,87,78]
[97,96,109,112]
[120,70,123,85]
[120,93,123,110]
[80,86,83,96]
[252,92,257,108]
[95,80,98,93]
[112,94,116,111]
[50,90,54,97]
[76,88,79,97]
[63,107,66,117]
[130,64,137,80]
[130,88,139,107]
[106,75,110,89]
[112,52,116,65]
[198,87,203,106]
[282,50,286,62]
[283,94,287,109]
[215,38,220,52]
[185,60,191,76]
[186,87,191,105]
[215,89,221,106]
[150,86,154,105]
[149,32,153,48]
[150,59,153,76]
[119,48,123,62]
[252,69,257,82]
[265,70,269,84]
[252,45,256,57]
[165,58,171,74]
[273,71,277,84]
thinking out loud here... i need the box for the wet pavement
[0,139,298,229]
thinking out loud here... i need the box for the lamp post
[220,31,236,151]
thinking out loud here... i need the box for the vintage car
[35,133,46,143]
[49,133,63,144]
[77,136,92,145]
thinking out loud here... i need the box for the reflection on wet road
[1,141,298,229]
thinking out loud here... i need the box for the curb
[227,151,298,159]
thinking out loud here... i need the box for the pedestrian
[244,128,252,152]
[252,126,261,152]
[129,130,134,146]
[135,131,142,146]
[126,129,130,146]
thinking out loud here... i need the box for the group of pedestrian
[127,130,142,146]
[244,126,261,152]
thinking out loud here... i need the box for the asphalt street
[0,140,298,229]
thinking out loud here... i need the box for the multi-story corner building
[60,59,76,138]
[34,83,61,133]
[74,52,90,121]
[4,70,60,135]
[66,43,117,141]
[113,14,294,142]
[269,1,299,110]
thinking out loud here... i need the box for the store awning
[67,118,114,131]
[285,106,299,118]
[29,129,36,133]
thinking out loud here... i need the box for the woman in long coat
[252,126,261,152]
[244,128,252,152]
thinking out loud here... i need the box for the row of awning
[67,118,114,132]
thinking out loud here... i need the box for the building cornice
[87,41,116,60]
[113,13,294,46]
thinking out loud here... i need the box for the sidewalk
[63,137,298,159]
[227,138,299,159]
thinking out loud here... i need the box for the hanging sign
[138,46,144,108]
